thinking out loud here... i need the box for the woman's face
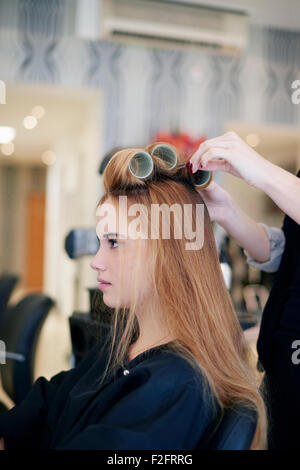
[90,198,152,309]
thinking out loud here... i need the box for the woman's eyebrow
[102,232,127,239]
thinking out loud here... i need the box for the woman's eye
[108,238,118,248]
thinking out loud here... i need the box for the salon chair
[0,273,19,332]
[69,288,113,366]
[0,293,55,410]
[198,406,257,450]
[69,312,111,366]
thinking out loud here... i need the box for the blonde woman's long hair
[95,142,267,450]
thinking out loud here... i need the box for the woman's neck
[128,333,174,362]
[128,306,175,361]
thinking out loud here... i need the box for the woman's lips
[98,281,112,291]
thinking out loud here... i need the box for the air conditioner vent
[99,0,249,54]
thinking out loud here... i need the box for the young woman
[0,142,267,450]
[190,131,300,449]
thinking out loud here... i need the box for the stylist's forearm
[219,200,270,262]
[256,162,300,225]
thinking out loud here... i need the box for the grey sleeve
[243,223,285,273]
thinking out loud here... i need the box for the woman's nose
[90,249,106,271]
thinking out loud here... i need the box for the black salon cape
[0,339,219,450]
[257,169,300,449]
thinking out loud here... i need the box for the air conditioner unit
[99,0,249,54]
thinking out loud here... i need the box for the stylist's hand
[0,437,5,450]
[190,131,272,188]
[196,180,233,223]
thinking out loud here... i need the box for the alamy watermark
[0,341,25,364]
[291,80,300,105]
[0,80,6,104]
[291,340,300,365]
[96,196,205,251]
[0,340,6,364]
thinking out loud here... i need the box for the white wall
[43,93,103,316]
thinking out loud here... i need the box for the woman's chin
[103,298,128,310]
[102,296,114,308]
[102,295,121,309]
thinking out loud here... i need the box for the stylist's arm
[190,131,300,225]
[0,437,5,450]
[196,180,270,263]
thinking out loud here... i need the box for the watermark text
[0,340,6,364]
[96,196,205,251]
[0,80,6,104]
[291,340,300,364]
[291,80,300,105]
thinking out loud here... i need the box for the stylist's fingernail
[185,161,190,168]
[189,163,193,174]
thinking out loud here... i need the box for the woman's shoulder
[132,345,208,390]
[129,347,220,419]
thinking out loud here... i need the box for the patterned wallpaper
[0,0,300,154]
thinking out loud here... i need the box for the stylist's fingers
[191,147,231,173]
[198,158,241,179]
[190,140,233,171]
[193,132,235,159]
[193,158,230,173]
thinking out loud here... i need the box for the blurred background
[0,0,300,409]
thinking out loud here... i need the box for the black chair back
[0,273,19,332]
[0,293,54,405]
[200,405,257,450]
